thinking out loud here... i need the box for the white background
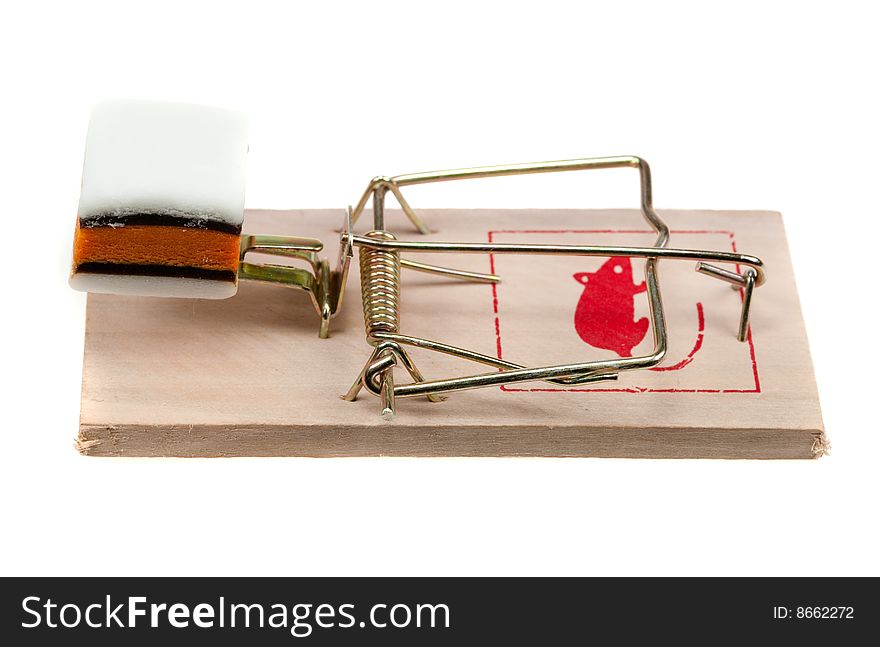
[1,0,877,576]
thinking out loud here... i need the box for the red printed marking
[488,229,760,394]
[489,229,736,237]
[488,232,504,363]
[573,256,649,358]
[649,302,704,372]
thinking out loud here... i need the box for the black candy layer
[79,212,242,236]
[74,262,237,283]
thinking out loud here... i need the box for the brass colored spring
[359,230,401,342]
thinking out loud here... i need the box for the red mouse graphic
[573,257,649,357]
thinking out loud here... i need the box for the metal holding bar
[354,237,766,286]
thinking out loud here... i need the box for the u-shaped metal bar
[345,156,765,406]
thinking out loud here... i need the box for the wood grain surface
[77,208,825,459]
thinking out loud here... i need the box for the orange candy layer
[73,222,241,272]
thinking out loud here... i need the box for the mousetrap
[72,100,825,459]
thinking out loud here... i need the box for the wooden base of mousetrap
[77,208,825,459]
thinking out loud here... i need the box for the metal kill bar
[345,158,668,410]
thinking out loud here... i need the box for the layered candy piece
[70,100,248,299]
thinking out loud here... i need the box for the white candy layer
[77,99,248,227]
[69,273,237,300]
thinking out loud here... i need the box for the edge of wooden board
[77,424,828,460]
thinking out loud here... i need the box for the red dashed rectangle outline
[487,229,761,394]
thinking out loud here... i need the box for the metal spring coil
[359,230,401,341]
